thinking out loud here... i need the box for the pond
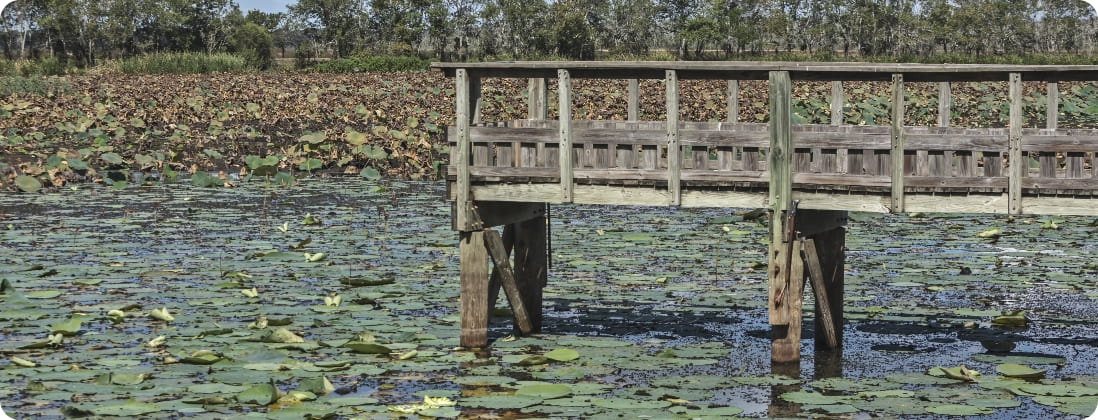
[0,178,1096,419]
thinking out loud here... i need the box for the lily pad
[237,381,281,405]
[15,175,42,193]
[515,383,572,399]
[90,399,161,416]
[544,348,580,362]
[996,363,1046,379]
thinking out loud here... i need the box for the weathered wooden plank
[559,69,574,203]
[772,239,804,363]
[1040,152,1058,179]
[1009,73,1024,215]
[891,74,905,212]
[955,151,974,177]
[667,70,682,206]
[804,238,838,349]
[454,69,474,232]
[459,231,489,347]
[768,70,794,327]
[794,148,812,173]
[983,151,1002,177]
[496,142,513,167]
[628,79,640,121]
[520,143,537,167]
[938,81,951,127]
[728,80,740,123]
[1047,82,1059,130]
[1066,152,1085,178]
[483,228,533,335]
[513,214,547,332]
[433,61,1098,83]
[831,81,844,126]
[527,78,548,120]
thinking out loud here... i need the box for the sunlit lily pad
[237,381,281,405]
[459,395,542,409]
[996,363,1046,379]
[544,348,580,362]
[89,399,161,416]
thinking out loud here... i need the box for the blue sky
[236,0,293,14]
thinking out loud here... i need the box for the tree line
[2,0,1096,69]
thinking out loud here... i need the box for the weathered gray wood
[1009,73,1024,215]
[938,82,951,127]
[808,226,844,350]
[483,228,534,335]
[728,80,739,123]
[891,74,905,212]
[454,69,473,232]
[667,70,682,206]
[772,239,804,363]
[527,78,548,120]
[559,69,574,203]
[1047,82,1059,130]
[628,79,640,121]
[768,71,793,328]
[486,224,514,317]
[459,231,489,347]
[433,61,1098,83]
[513,214,547,332]
[831,81,843,126]
[983,151,1002,177]
[804,238,838,349]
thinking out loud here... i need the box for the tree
[289,0,365,58]
[232,21,273,69]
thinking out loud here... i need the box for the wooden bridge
[431,61,1098,362]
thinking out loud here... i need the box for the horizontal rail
[432,61,1098,82]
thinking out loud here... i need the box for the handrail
[431,61,1098,82]
[441,61,1098,228]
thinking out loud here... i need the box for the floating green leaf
[996,363,1046,379]
[544,348,580,362]
[15,175,42,193]
[515,383,572,399]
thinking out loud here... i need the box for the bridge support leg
[770,210,847,363]
[459,230,490,347]
[513,213,548,332]
[458,202,548,348]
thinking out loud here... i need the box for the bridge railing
[433,62,1098,226]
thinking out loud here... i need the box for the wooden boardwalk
[431,61,1098,361]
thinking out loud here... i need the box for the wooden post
[938,82,951,128]
[483,228,533,335]
[528,78,548,120]
[727,80,739,123]
[667,70,681,206]
[628,79,640,121]
[514,212,548,332]
[772,239,804,362]
[1047,82,1058,130]
[559,69,574,203]
[486,224,514,314]
[455,69,473,231]
[1009,73,1023,215]
[768,70,796,362]
[803,226,844,350]
[459,231,489,347]
[891,74,905,213]
[830,81,843,126]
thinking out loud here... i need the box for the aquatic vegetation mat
[0,179,1096,418]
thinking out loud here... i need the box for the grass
[116,52,254,74]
